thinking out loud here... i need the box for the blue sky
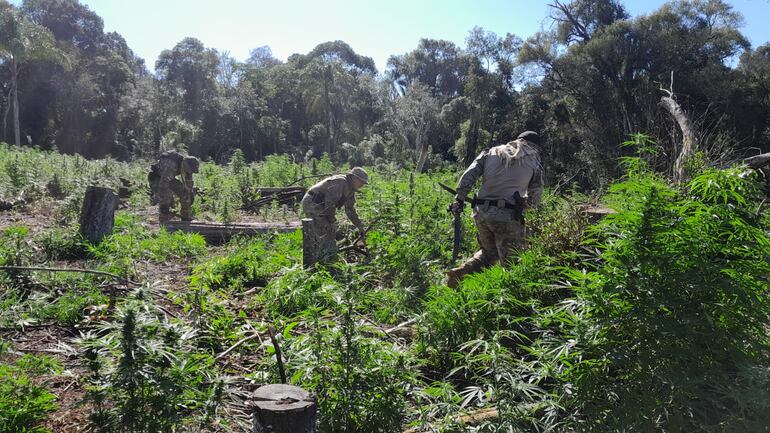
[12,0,770,72]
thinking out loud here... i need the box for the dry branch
[403,407,499,433]
[215,331,263,361]
[659,71,697,183]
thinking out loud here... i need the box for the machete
[437,182,470,263]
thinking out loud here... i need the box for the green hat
[349,167,368,184]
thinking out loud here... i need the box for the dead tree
[78,186,119,244]
[659,72,697,183]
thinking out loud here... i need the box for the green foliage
[528,190,589,255]
[80,306,224,433]
[35,227,88,261]
[545,163,770,431]
[0,355,60,433]
[89,213,206,276]
[286,267,411,433]
[418,249,557,373]
[0,226,34,293]
[190,231,300,292]
[258,266,338,318]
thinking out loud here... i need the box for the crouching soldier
[301,167,368,265]
[447,131,544,288]
[148,150,199,222]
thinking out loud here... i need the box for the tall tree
[0,1,67,146]
[155,37,219,156]
[386,39,469,98]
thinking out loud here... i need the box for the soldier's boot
[447,254,488,289]
[159,205,173,224]
[179,199,193,221]
[446,267,466,289]
[180,208,193,222]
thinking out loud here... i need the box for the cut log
[744,152,770,169]
[161,220,300,244]
[79,186,119,244]
[251,384,316,433]
[243,187,307,212]
[577,204,616,224]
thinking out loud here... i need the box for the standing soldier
[148,150,199,222]
[447,131,544,288]
[301,167,368,265]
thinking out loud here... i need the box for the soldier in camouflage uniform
[148,150,199,222]
[447,131,544,288]
[301,167,368,264]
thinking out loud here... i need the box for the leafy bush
[35,227,88,261]
[80,306,224,433]
[286,268,411,433]
[258,266,338,318]
[89,213,206,276]
[417,249,557,373]
[546,163,770,431]
[0,355,61,433]
[190,231,300,292]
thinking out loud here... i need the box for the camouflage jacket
[304,174,364,229]
[455,138,544,209]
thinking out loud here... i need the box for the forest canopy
[1,0,769,188]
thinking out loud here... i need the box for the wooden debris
[79,186,118,243]
[403,407,499,433]
[250,384,317,433]
[161,220,300,244]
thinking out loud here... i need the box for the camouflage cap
[349,167,368,184]
[517,130,540,145]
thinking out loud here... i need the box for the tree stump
[302,218,315,269]
[252,384,316,433]
[78,186,119,244]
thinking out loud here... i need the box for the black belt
[473,198,519,210]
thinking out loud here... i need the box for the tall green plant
[548,162,770,431]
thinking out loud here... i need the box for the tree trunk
[660,96,697,183]
[78,186,119,244]
[252,384,316,433]
[324,65,335,155]
[11,59,20,147]
[463,113,481,167]
[415,129,429,173]
[415,144,428,173]
[2,86,11,143]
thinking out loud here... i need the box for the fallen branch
[215,331,263,361]
[404,407,499,433]
[384,316,420,335]
[744,152,770,169]
[0,265,140,286]
[286,172,336,187]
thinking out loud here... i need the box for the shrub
[548,163,770,431]
[0,355,60,433]
[285,268,412,433]
[80,307,224,433]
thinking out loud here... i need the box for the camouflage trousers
[448,206,526,288]
[155,173,194,222]
[302,199,338,265]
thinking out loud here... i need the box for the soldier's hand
[449,200,465,215]
[356,226,367,241]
